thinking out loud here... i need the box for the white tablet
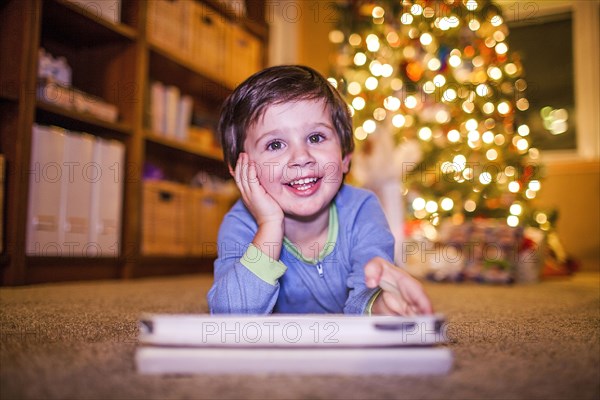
[138,313,448,348]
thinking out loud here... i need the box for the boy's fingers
[402,282,433,315]
[235,154,252,205]
[248,162,255,181]
[239,154,252,195]
[364,259,384,288]
[415,292,433,314]
[247,162,260,193]
[381,291,413,316]
[376,260,434,315]
[234,156,243,190]
[243,155,261,196]
[233,156,240,183]
[235,153,246,183]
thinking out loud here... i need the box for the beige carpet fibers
[1,272,599,399]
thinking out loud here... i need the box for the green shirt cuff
[365,289,382,315]
[240,244,287,286]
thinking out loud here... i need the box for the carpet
[1,272,599,399]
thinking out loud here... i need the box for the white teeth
[289,177,318,186]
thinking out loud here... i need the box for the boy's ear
[342,152,352,174]
[228,165,235,177]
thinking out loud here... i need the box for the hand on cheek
[233,153,284,227]
[364,257,433,316]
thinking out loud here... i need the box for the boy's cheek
[257,163,281,185]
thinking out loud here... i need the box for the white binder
[26,125,66,255]
[150,81,165,134]
[136,314,452,375]
[89,138,125,257]
[175,94,193,141]
[61,131,95,255]
[164,85,180,138]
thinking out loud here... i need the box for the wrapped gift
[405,219,534,284]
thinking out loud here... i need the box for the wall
[534,161,600,271]
[267,0,337,76]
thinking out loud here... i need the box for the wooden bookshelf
[0,0,266,285]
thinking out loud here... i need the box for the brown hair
[218,65,354,170]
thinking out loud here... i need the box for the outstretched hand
[232,152,284,228]
[365,257,433,316]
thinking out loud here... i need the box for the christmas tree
[329,0,547,235]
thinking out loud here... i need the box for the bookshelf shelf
[43,0,137,47]
[1,0,267,285]
[36,100,133,136]
[148,43,233,103]
[0,92,19,103]
[203,0,269,40]
[145,132,223,161]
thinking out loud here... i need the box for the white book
[61,131,95,256]
[164,85,180,138]
[136,346,453,375]
[26,125,66,256]
[150,81,165,134]
[136,314,451,375]
[89,138,125,257]
[175,95,193,141]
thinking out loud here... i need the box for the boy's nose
[287,144,315,167]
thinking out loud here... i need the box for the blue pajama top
[207,184,395,314]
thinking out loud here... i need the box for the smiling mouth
[286,177,320,191]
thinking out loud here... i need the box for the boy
[208,65,432,315]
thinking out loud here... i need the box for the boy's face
[243,99,351,220]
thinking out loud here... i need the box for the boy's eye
[267,141,283,151]
[309,134,324,144]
